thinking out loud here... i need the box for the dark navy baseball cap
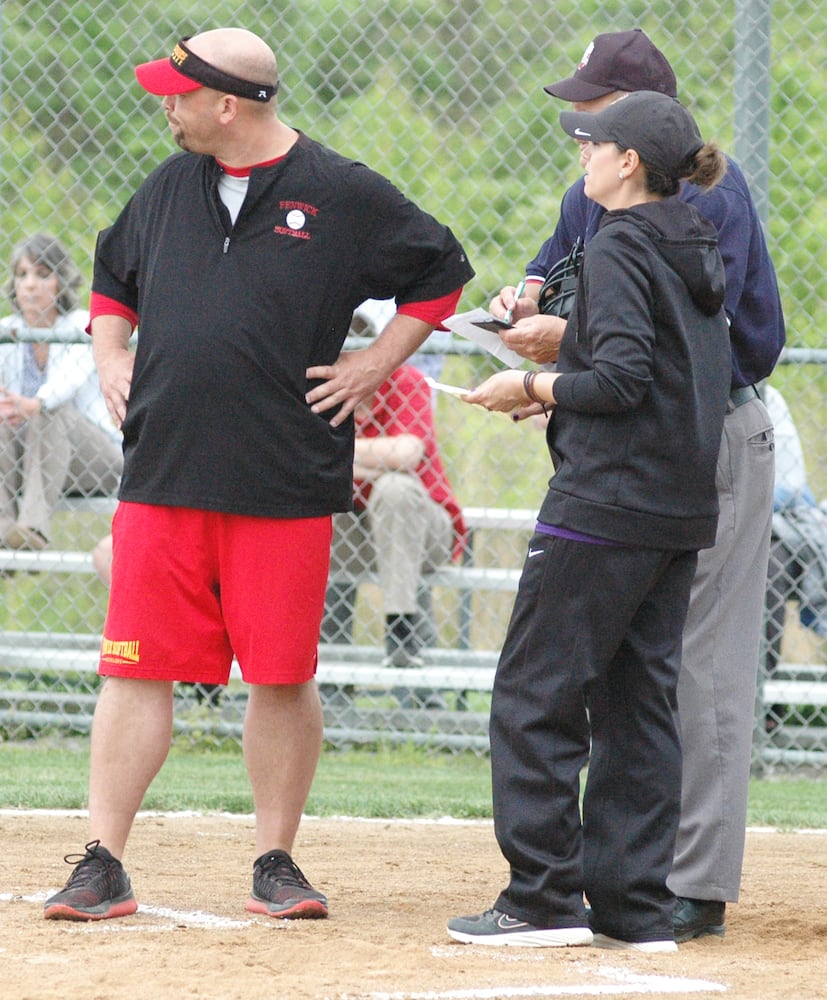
[545,29,678,102]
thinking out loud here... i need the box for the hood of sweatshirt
[600,200,725,316]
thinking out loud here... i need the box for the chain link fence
[0,1,825,768]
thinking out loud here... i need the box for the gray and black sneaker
[43,840,137,921]
[246,849,328,919]
[447,908,593,947]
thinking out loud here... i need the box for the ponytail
[684,142,728,191]
[642,141,727,197]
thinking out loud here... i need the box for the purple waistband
[535,521,632,548]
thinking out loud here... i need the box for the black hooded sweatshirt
[539,199,731,551]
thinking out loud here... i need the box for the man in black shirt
[43,26,472,924]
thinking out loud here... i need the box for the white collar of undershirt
[217,172,249,225]
[215,155,287,225]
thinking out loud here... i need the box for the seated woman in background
[0,233,122,549]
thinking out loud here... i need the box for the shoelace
[61,839,110,887]
[257,851,310,888]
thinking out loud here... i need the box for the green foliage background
[1,0,825,505]
[2,1,822,323]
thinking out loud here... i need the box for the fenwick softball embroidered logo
[274,199,319,241]
[171,43,189,69]
[100,636,140,665]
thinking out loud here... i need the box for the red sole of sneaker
[245,897,328,919]
[43,899,138,921]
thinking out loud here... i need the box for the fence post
[733,0,773,230]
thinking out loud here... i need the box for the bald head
[137,27,297,163]
[189,28,279,94]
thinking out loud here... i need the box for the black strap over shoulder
[538,237,583,320]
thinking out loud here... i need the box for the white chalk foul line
[98,903,261,931]
[338,958,728,999]
[342,971,727,998]
[9,895,728,995]
[7,893,272,932]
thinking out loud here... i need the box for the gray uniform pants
[668,395,774,903]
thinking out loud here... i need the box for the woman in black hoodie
[449,92,730,951]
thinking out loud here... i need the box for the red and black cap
[544,29,677,102]
[135,37,278,102]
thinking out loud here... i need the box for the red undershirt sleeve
[87,292,139,334]
[396,287,463,329]
[89,289,463,336]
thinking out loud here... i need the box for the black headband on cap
[172,38,278,102]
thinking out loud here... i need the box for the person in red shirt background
[323,364,466,687]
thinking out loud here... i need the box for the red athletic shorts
[99,502,332,685]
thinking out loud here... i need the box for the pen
[503,279,526,325]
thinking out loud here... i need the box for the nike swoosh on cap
[574,128,592,137]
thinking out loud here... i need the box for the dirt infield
[1,811,825,1000]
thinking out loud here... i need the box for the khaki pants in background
[0,404,123,542]
[324,472,452,647]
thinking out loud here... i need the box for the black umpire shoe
[673,897,726,942]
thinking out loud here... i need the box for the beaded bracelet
[523,370,549,415]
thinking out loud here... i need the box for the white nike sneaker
[447,908,593,947]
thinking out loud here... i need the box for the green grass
[746,778,827,830]
[0,742,824,828]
